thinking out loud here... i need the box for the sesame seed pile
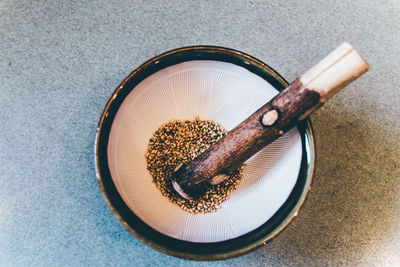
[145,116,243,214]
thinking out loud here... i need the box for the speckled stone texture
[1,0,399,266]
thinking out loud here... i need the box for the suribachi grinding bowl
[95,46,315,260]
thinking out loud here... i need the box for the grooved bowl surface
[107,60,302,243]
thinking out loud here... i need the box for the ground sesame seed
[145,116,244,214]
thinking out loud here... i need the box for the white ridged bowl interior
[107,60,302,243]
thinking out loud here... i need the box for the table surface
[1,0,399,266]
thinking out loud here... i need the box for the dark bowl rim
[94,45,315,260]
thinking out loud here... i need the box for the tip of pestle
[172,180,192,200]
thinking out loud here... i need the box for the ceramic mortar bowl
[95,46,315,260]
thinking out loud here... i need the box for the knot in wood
[261,109,279,127]
[210,174,229,185]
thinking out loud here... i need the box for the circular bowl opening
[95,46,315,260]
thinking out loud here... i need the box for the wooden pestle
[172,43,369,199]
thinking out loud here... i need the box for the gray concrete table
[1,0,399,266]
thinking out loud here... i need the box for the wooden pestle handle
[172,43,369,199]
